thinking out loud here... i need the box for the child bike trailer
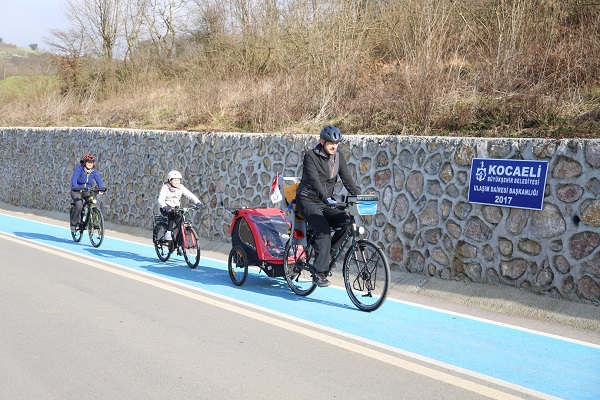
[227,207,291,286]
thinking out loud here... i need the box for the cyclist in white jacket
[157,170,203,241]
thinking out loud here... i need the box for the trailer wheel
[228,245,249,286]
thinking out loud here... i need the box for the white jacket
[157,182,200,208]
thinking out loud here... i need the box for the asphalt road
[1,203,599,400]
[0,233,532,400]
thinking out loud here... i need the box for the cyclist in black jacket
[296,126,360,287]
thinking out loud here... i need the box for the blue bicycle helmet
[320,125,343,143]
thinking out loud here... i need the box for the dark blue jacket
[71,164,104,190]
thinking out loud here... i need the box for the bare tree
[62,0,124,61]
[47,26,87,58]
[143,0,190,59]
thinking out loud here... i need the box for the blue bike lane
[1,212,599,400]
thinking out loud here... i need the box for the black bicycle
[152,206,201,269]
[283,195,390,312]
[70,187,107,248]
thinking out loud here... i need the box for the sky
[0,0,70,50]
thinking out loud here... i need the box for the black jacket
[297,143,360,203]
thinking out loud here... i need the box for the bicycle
[70,187,107,248]
[282,193,390,312]
[152,206,201,269]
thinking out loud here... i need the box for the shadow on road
[14,231,74,245]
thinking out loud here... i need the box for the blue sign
[468,158,549,210]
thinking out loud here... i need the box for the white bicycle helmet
[167,170,183,181]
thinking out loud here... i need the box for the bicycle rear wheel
[228,245,248,286]
[343,240,390,312]
[70,205,83,242]
[283,241,317,296]
[88,208,105,248]
[153,224,172,262]
[182,226,201,269]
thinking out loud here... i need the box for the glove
[326,197,338,207]
[163,206,172,212]
[195,202,203,208]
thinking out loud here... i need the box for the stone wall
[1,127,599,303]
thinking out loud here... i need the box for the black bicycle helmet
[320,125,343,143]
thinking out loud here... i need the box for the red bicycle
[152,206,201,269]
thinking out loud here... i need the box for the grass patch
[0,76,59,97]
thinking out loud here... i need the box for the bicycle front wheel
[343,240,390,312]
[88,208,105,247]
[182,226,201,269]
[283,241,317,296]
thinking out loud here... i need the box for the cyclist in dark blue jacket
[70,153,104,231]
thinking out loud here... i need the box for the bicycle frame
[81,195,96,226]
[171,209,196,250]
[74,187,104,220]
[328,222,354,270]
[153,206,201,269]
[70,187,106,248]
[282,192,390,311]
[287,200,357,273]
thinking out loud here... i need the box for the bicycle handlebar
[220,200,240,216]
[171,205,201,213]
[73,187,107,194]
[286,198,349,211]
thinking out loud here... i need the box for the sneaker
[313,272,330,287]
[70,225,77,232]
[163,231,172,241]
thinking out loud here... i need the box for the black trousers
[70,191,87,227]
[160,208,176,231]
[296,196,351,273]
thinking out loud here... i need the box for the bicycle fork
[180,224,196,249]
[350,236,378,294]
